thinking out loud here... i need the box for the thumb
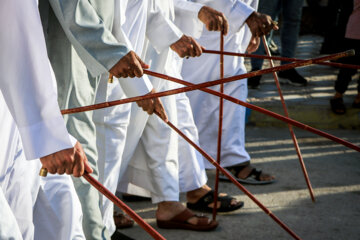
[84,157,93,174]
[137,55,150,69]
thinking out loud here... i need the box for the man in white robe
[0,0,91,239]
[117,0,246,221]
[40,0,169,238]
[95,0,222,233]
[181,0,277,184]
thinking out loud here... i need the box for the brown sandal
[114,212,134,229]
[157,209,218,231]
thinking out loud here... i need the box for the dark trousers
[334,38,360,94]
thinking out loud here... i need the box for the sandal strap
[249,168,263,181]
[172,209,195,223]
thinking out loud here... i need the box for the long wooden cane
[61,50,354,117]
[39,168,166,240]
[212,32,225,220]
[261,36,316,202]
[203,49,360,69]
[61,51,360,152]
[153,112,302,240]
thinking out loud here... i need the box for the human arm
[0,0,91,176]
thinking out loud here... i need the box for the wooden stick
[61,50,354,116]
[203,49,360,69]
[142,68,360,153]
[213,33,224,220]
[39,168,165,240]
[61,51,360,152]
[262,36,316,202]
[154,112,302,240]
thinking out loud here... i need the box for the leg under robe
[0,92,39,240]
[33,175,85,240]
[181,16,252,169]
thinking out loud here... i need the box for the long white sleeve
[0,0,74,160]
[146,0,183,54]
[175,0,254,36]
[173,0,205,39]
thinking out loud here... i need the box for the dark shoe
[278,69,308,86]
[219,163,276,185]
[248,68,261,89]
[330,98,346,115]
[114,212,134,229]
[187,190,244,213]
[111,231,135,240]
[352,100,360,108]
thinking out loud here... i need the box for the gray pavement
[117,127,360,240]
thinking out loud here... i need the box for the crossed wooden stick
[40,48,358,240]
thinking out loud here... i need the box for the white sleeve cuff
[228,1,254,34]
[174,1,204,39]
[18,116,74,160]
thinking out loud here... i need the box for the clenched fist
[109,51,150,78]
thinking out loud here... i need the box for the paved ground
[246,35,360,129]
[114,35,360,240]
[117,127,360,240]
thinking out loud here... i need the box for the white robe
[0,0,85,239]
[0,189,22,240]
[0,92,38,240]
[93,0,183,234]
[118,0,209,197]
[180,0,256,168]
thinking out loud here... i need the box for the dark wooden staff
[61,50,354,116]
[153,112,302,240]
[212,32,224,220]
[262,36,316,202]
[203,49,360,69]
[61,51,360,152]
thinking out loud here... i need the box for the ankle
[186,185,211,202]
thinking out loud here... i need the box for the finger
[207,21,214,31]
[222,16,229,35]
[133,61,144,78]
[155,99,168,121]
[128,71,135,78]
[189,44,196,57]
[56,167,66,175]
[136,55,150,69]
[72,157,84,178]
[83,156,93,174]
[193,41,203,56]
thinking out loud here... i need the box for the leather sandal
[219,164,276,185]
[157,209,218,231]
[187,190,243,213]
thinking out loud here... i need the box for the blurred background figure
[330,0,360,115]
[248,0,307,88]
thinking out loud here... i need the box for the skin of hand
[198,6,229,35]
[40,141,93,177]
[109,50,150,78]
[170,35,203,58]
[245,11,279,37]
[136,88,168,121]
[246,36,260,53]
